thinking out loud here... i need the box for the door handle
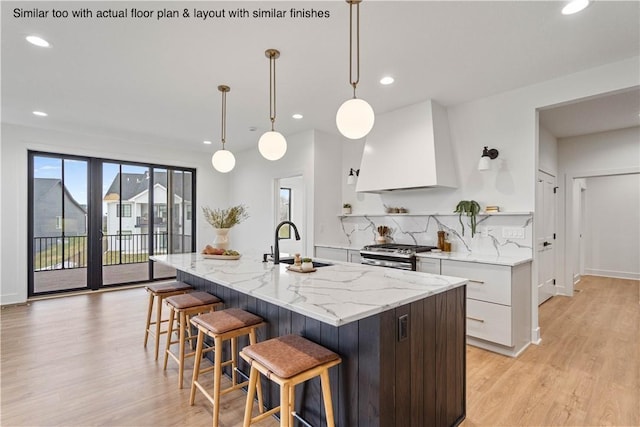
[543,241,551,247]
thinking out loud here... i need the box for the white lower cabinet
[440,259,532,357]
[417,258,441,274]
[314,246,348,262]
[348,250,362,264]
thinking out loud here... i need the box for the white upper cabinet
[356,100,458,193]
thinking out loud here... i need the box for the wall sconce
[347,168,360,185]
[478,146,499,171]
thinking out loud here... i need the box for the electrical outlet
[502,227,525,239]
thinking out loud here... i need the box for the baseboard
[531,326,541,345]
[585,269,640,281]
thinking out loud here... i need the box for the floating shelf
[338,211,532,218]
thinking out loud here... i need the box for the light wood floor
[1,275,638,426]
[462,275,639,427]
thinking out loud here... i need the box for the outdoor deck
[34,262,176,293]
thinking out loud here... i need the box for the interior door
[536,170,556,305]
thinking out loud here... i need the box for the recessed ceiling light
[562,0,590,15]
[26,35,50,47]
[248,126,257,132]
[292,113,303,119]
[380,76,395,85]
[32,111,48,117]
[203,140,212,145]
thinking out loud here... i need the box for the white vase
[301,261,314,271]
[375,234,387,244]
[213,228,230,250]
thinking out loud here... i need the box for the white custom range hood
[356,100,458,193]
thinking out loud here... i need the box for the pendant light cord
[348,0,360,98]
[269,51,277,131]
[221,88,227,148]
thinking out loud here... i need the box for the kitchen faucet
[273,221,301,264]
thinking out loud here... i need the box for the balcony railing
[33,233,170,271]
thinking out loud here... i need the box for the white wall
[539,125,558,176]
[1,123,228,304]
[583,174,640,280]
[558,126,640,293]
[227,130,314,256]
[343,58,639,217]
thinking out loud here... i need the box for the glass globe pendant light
[336,0,375,140]
[258,49,287,161]
[211,85,236,173]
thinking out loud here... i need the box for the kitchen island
[152,253,467,427]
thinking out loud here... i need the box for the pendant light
[258,49,287,161]
[336,0,375,140]
[211,85,236,173]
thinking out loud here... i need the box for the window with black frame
[278,188,291,239]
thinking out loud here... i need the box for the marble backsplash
[338,213,533,258]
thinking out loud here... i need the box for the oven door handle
[361,258,413,270]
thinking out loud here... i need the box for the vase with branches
[202,205,249,249]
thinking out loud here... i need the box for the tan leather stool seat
[191,308,263,334]
[240,335,341,427]
[144,281,193,360]
[146,281,193,293]
[165,291,221,309]
[163,291,223,388]
[242,334,340,379]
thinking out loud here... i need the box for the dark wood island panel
[178,271,466,427]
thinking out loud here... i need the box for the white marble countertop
[314,243,361,251]
[416,252,532,267]
[151,253,467,327]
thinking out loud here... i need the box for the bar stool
[143,281,193,360]
[190,308,266,427]
[240,334,341,427]
[163,291,223,388]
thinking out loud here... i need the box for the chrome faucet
[273,221,301,264]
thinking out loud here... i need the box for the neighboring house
[33,178,87,243]
[103,171,192,254]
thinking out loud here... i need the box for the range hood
[356,100,458,193]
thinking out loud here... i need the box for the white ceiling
[539,86,640,138]
[2,1,639,153]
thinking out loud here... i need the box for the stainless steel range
[360,243,437,271]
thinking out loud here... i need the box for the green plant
[343,203,352,208]
[202,205,249,229]
[302,257,312,263]
[454,200,481,237]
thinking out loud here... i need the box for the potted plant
[202,204,249,249]
[342,203,352,215]
[301,257,314,271]
[453,200,481,237]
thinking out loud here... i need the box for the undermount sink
[279,258,333,268]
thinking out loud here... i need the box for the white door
[536,171,556,305]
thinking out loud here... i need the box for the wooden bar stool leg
[178,311,187,388]
[231,337,238,386]
[212,336,223,427]
[320,370,336,427]
[242,365,259,427]
[144,292,154,347]
[163,307,176,370]
[248,330,265,414]
[154,294,163,360]
[288,384,295,427]
[190,329,205,406]
[280,383,290,427]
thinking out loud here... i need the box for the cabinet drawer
[466,299,512,346]
[348,250,362,264]
[417,258,441,274]
[441,260,511,305]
